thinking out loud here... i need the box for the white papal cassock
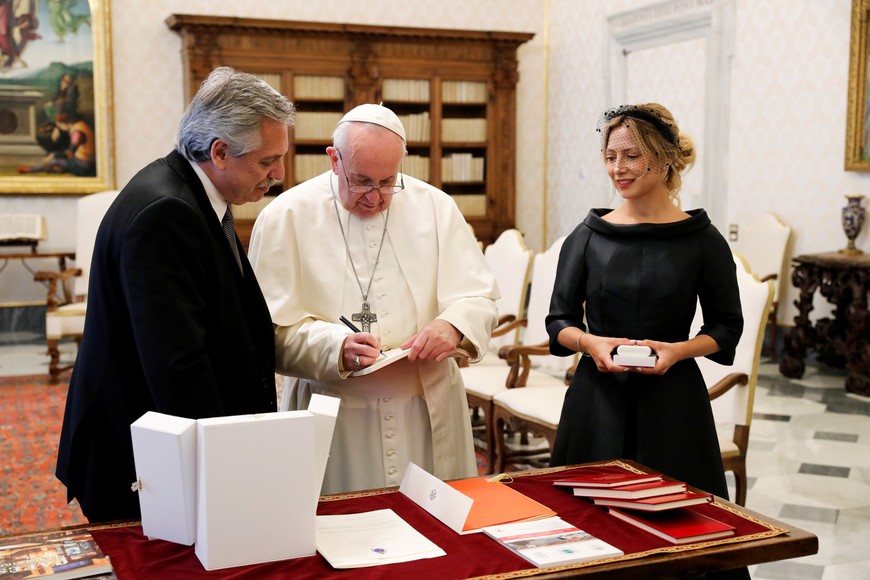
[248,171,499,494]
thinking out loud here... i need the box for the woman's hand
[584,334,635,373]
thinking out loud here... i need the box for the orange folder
[447,477,556,533]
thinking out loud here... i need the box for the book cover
[592,491,713,511]
[447,476,556,533]
[351,345,473,377]
[349,348,412,377]
[0,529,114,579]
[482,516,623,568]
[552,470,662,488]
[571,479,687,499]
[608,508,736,544]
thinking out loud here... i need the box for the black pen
[339,315,385,358]
[339,315,361,333]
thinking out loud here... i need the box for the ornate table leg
[843,267,870,396]
[780,262,818,379]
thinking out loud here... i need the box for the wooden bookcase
[167,15,533,247]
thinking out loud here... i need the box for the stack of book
[553,469,735,545]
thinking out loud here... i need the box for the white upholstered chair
[480,228,534,357]
[731,213,790,359]
[693,251,774,506]
[34,190,119,382]
[464,236,574,473]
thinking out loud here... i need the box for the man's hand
[342,332,382,371]
[401,319,462,362]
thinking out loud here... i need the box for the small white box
[130,412,198,545]
[195,412,318,570]
[614,344,656,367]
[616,345,652,357]
[613,354,657,367]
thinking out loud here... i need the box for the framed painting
[846,0,870,171]
[0,0,113,194]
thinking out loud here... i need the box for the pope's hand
[342,332,382,370]
[402,319,462,362]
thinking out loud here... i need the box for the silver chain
[330,174,390,304]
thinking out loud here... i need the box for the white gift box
[130,412,198,545]
[195,411,317,570]
[130,395,340,571]
[307,393,341,493]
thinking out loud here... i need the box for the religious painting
[0,0,113,194]
[846,0,870,171]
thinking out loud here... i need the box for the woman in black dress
[546,103,743,502]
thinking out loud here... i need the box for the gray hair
[176,67,296,162]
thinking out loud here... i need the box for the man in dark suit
[56,67,296,522]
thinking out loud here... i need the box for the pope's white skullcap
[338,103,406,143]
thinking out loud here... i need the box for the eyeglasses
[336,149,405,195]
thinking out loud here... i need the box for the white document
[316,508,445,569]
[399,462,473,534]
[130,411,198,546]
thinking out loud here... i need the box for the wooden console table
[0,249,76,303]
[779,252,870,395]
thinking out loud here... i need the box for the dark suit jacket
[56,151,276,522]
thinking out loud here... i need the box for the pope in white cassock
[248,104,500,494]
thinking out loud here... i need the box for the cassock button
[388,468,398,475]
[384,414,394,421]
[386,450,396,457]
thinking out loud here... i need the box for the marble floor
[1,336,868,579]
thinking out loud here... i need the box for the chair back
[691,252,774,427]
[74,190,120,298]
[732,213,790,304]
[523,236,573,373]
[484,229,534,348]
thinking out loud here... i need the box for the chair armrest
[758,273,777,283]
[497,342,549,389]
[34,268,82,310]
[707,372,749,401]
[491,315,526,338]
[565,364,576,384]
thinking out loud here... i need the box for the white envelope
[130,412,198,545]
[195,411,318,570]
[399,462,473,534]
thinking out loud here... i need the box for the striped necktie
[222,206,243,273]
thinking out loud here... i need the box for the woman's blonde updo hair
[596,103,695,206]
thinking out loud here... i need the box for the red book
[571,479,687,499]
[608,507,736,544]
[592,491,713,511]
[552,471,663,489]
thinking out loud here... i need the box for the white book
[0,213,46,241]
[482,516,623,568]
[349,348,412,377]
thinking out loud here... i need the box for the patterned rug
[0,375,86,536]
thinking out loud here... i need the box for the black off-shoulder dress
[546,208,743,500]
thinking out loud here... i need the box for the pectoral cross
[352,302,377,333]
